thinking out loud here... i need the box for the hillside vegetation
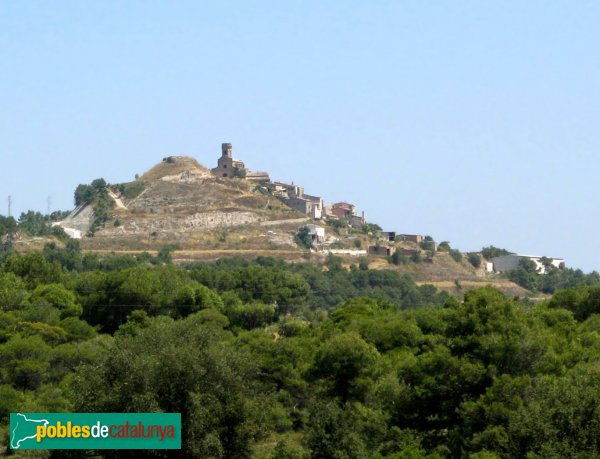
[1,247,600,457]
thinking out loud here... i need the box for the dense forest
[1,241,600,458]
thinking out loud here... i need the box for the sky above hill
[1,1,599,271]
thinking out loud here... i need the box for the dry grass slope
[140,156,209,181]
[82,156,307,253]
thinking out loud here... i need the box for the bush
[438,241,451,252]
[389,251,408,265]
[0,216,17,236]
[468,252,482,268]
[481,246,512,260]
[225,302,276,330]
[328,219,348,235]
[295,226,313,249]
[119,181,146,199]
[233,167,247,178]
[449,249,462,263]
[420,240,436,251]
[411,251,423,263]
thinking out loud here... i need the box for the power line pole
[7,195,11,217]
[47,196,52,215]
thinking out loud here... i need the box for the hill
[68,156,309,255]
[43,154,529,297]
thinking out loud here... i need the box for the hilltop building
[211,143,270,182]
[492,255,565,274]
[304,224,326,243]
[381,231,396,242]
[368,245,394,256]
[271,182,323,219]
[398,234,423,244]
[328,202,365,227]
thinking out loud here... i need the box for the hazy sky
[1,1,599,271]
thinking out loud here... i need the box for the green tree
[225,302,276,330]
[305,401,369,459]
[74,184,95,206]
[72,314,269,458]
[18,210,51,236]
[0,335,51,390]
[390,250,408,265]
[463,367,600,458]
[3,252,64,288]
[156,243,181,264]
[481,246,512,260]
[0,272,28,311]
[295,226,313,249]
[420,239,436,251]
[28,283,83,318]
[548,284,600,321]
[233,167,247,178]
[468,252,482,268]
[312,331,379,401]
[437,241,451,252]
[449,249,462,263]
[508,258,540,291]
[410,251,422,263]
[0,215,17,236]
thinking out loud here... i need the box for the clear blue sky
[1,1,599,271]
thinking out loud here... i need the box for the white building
[492,255,565,274]
[305,224,326,243]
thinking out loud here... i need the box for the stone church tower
[211,143,245,177]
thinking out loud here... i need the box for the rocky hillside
[74,156,310,255]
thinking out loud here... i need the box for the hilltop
[63,156,308,257]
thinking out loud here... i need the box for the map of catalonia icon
[10,413,49,449]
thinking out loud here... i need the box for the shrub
[449,249,463,263]
[295,226,313,249]
[481,246,512,260]
[411,251,422,263]
[438,241,451,252]
[233,167,247,179]
[468,252,482,268]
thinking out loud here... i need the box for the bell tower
[221,143,233,158]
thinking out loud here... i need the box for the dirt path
[108,190,128,210]
[84,249,303,255]
[259,217,309,226]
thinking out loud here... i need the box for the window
[223,164,227,168]
[223,173,228,177]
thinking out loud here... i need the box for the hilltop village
[206,143,566,274]
[0,139,555,297]
[2,141,572,298]
[210,142,363,224]
[209,143,402,253]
